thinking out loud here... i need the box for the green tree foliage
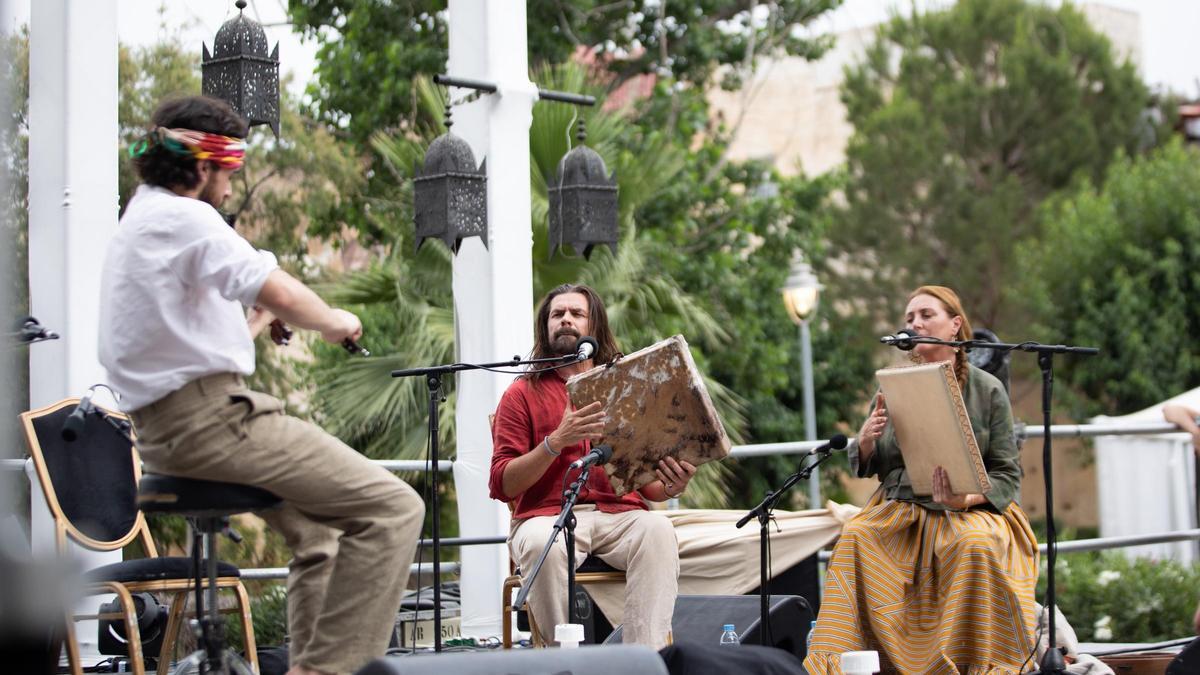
[288,0,842,146]
[286,0,843,243]
[290,1,874,508]
[1041,551,1200,643]
[1,29,28,287]
[308,70,741,507]
[629,86,878,504]
[1,28,29,514]
[831,0,1148,327]
[1023,140,1200,414]
[117,37,201,210]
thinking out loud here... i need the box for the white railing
[726,420,1187,458]
[1,419,1185,473]
[7,417,1197,582]
[235,529,1200,579]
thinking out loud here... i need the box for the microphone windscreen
[829,433,848,450]
[576,335,598,352]
[61,410,85,442]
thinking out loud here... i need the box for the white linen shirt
[99,184,278,411]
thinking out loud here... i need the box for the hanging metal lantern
[548,118,618,259]
[412,105,488,253]
[202,0,280,137]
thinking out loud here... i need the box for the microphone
[814,433,849,454]
[61,387,98,442]
[880,328,919,351]
[573,336,598,362]
[568,444,613,471]
[735,433,852,528]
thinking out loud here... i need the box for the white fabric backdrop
[586,504,855,626]
[1092,387,1200,563]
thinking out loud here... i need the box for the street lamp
[782,255,822,508]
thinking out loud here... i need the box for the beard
[550,329,579,355]
[198,175,226,209]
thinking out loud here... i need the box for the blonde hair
[907,285,972,387]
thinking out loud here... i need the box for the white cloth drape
[1093,389,1200,563]
[586,504,856,626]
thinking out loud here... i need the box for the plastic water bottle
[806,619,817,654]
[719,623,739,646]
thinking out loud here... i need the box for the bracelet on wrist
[542,436,560,457]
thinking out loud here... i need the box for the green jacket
[849,363,1021,513]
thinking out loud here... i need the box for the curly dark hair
[132,96,248,190]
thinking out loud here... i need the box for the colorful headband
[128,127,247,170]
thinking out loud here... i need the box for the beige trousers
[131,373,425,675]
[509,505,679,649]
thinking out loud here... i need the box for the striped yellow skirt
[803,495,1039,675]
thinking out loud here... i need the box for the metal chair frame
[20,398,258,675]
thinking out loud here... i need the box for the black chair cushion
[578,555,622,574]
[31,407,139,544]
[514,555,622,578]
[84,557,240,584]
[138,474,281,517]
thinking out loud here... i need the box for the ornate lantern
[548,119,618,259]
[202,0,280,137]
[412,105,488,253]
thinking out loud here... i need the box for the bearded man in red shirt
[489,283,696,648]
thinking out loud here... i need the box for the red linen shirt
[490,372,647,520]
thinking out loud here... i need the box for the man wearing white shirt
[99,96,423,675]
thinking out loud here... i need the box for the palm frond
[311,64,741,508]
[317,264,401,306]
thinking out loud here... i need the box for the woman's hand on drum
[931,466,983,510]
[856,393,888,460]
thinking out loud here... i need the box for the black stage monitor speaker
[354,644,668,675]
[752,552,820,616]
[604,594,813,660]
[660,641,808,675]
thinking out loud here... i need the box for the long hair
[133,96,249,190]
[528,284,621,379]
[908,285,972,387]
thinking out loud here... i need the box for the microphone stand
[735,444,841,647]
[881,334,1098,675]
[390,351,582,652]
[511,449,611,632]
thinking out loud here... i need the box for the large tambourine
[566,335,731,496]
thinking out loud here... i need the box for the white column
[28,0,116,410]
[28,0,120,660]
[447,0,537,639]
